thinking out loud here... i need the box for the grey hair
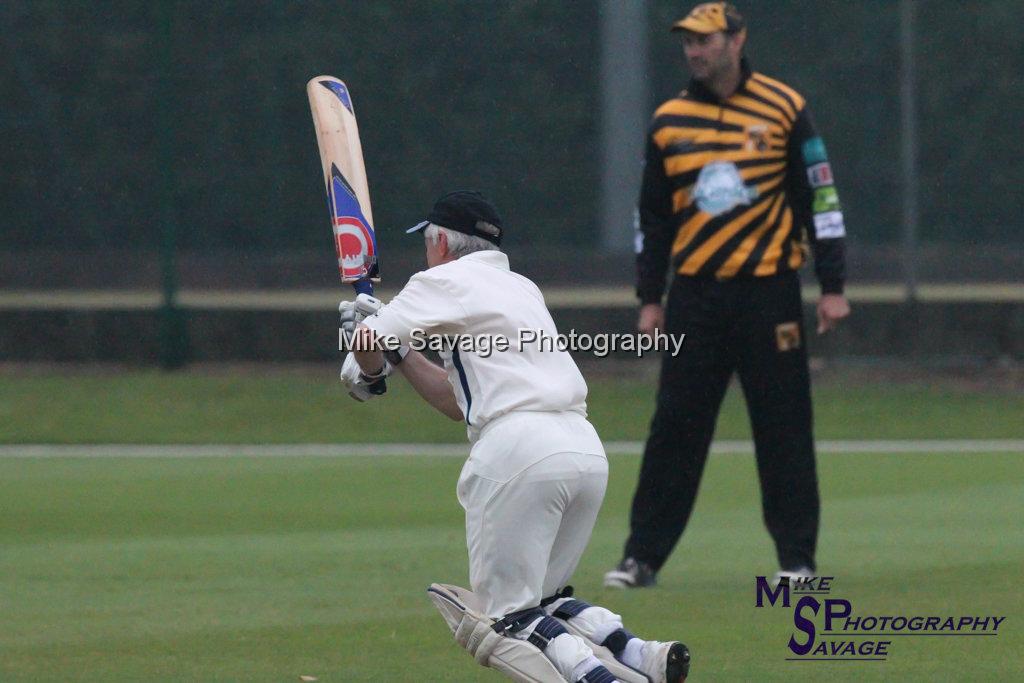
[423,223,500,258]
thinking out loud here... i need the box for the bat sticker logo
[329,163,378,280]
[319,80,354,115]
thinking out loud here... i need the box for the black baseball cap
[406,191,504,246]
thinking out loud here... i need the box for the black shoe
[633,639,691,682]
[772,566,814,588]
[603,557,657,588]
[666,641,691,682]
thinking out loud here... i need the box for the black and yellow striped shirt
[636,60,847,303]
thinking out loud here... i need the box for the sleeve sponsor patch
[806,162,833,187]
[813,186,841,213]
[802,137,828,165]
[813,210,846,239]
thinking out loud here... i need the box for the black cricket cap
[405,190,504,246]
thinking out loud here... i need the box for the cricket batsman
[340,191,690,682]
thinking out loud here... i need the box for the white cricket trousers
[457,410,608,618]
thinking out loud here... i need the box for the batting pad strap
[493,607,547,636]
[599,627,636,655]
[552,599,592,620]
[526,616,569,651]
[540,585,574,608]
[580,666,618,683]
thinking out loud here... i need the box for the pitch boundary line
[0,440,1021,458]
[1,283,1022,310]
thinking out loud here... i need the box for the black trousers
[624,271,820,572]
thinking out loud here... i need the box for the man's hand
[638,303,665,337]
[340,352,389,402]
[816,294,850,334]
[339,294,384,349]
[339,301,358,349]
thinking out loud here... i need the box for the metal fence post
[900,0,919,301]
[599,0,649,253]
[156,1,188,369]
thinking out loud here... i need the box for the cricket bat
[307,75,379,296]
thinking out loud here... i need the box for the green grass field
[1,367,1022,681]
[2,365,1022,443]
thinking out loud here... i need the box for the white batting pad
[553,615,651,683]
[545,598,651,683]
[427,583,568,683]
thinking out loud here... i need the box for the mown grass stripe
[0,439,1021,458]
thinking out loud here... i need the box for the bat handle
[352,279,374,296]
[350,278,386,393]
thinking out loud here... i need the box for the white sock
[620,637,644,669]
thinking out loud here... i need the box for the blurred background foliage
[2,0,1021,254]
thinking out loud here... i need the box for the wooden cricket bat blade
[307,76,379,286]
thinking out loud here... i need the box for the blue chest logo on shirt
[692,161,759,217]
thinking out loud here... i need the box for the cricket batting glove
[340,352,389,401]
[340,294,409,361]
[339,293,383,349]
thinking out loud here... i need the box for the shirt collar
[458,250,509,270]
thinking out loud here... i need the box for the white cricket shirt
[362,250,589,440]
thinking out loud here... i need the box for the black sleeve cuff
[820,278,845,295]
[636,286,664,306]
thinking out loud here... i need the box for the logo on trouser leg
[775,322,801,352]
